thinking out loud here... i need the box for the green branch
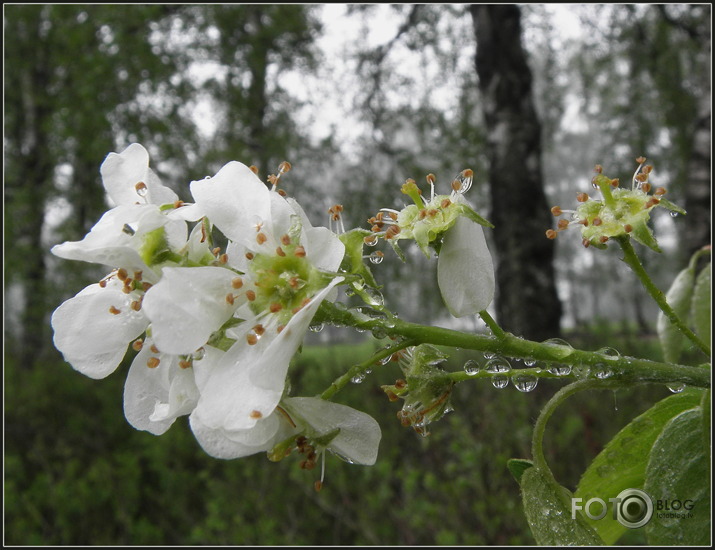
[616,235,711,357]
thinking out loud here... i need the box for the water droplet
[485,357,511,374]
[365,237,379,247]
[379,354,391,365]
[597,346,620,360]
[192,348,205,361]
[547,364,572,376]
[667,382,685,393]
[369,252,384,264]
[513,374,538,392]
[594,363,613,379]
[351,373,365,384]
[484,352,496,360]
[524,358,538,367]
[541,338,574,359]
[464,360,481,376]
[344,288,355,297]
[491,374,509,389]
[371,326,387,339]
[670,211,679,218]
[364,287,384,307]
[309,323,324,333]
[573,364,590,379]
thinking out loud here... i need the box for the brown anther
[146,357,160,368]
[250,410,263,419]
[441,198,451,209]
[594,164,603,174]
[245,290,256,302]
[117,268,128,281]
[428,210,439,217]
[314,480,323,492]
[643,165,653,174]
[277,325,285,334]
[582,238,591,248]
[142,282,153,291]
[334,204,343,213]
[245,252,255,260]
[389,212,398,221]
[426,173,436,185]
[131,300,142,311]
[267,174,279,186]
[654,187,667,196]
[395,379,407,389]
[363,235,378,245]
[219,253,228,264]
[645,198,660,208]
[200,223,207,243]
[592,217,602,226]
[331,213,340,222]
[249,165,259,175]
[386,390,399,402]
[636,173,649,183]
[99,279,108,288]
[278,161,292,174]
[253,324,266,336]
[256,233,267,245]
[278,189,287,197]
[545,229,558,240]
[578,219,589,226]
[294,246,306,258]
[635,156,646,165]
[641,183,652,193]
[551,206,563,216]
[576,192,589,203]
[269,303,283,313]
[232,277,244,289]
[419,209,427,220]
[462,168,473,178]
[276,247,286,257]
[451,180,462,192]
[624,224,633,233]
[557,219,570,230]
[370,225,381,233]
[281,234,291,246]
[599,236,609,244]
[148,344,158,354]
[132,339,144,351]
[173,200,185,208]
[212,247,221,256]
[246,333,258,346]
[109,306,121,315]
[135,181,147,194]
[122,280,133,294]
[179,359,192,369]
[133,271,143,281]
[226,293,235,305]
[289,276,300,289]
[610,178,620,187]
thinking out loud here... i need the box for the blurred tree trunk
[470,5,562,340]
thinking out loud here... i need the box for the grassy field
[5,328,674,545]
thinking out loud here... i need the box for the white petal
[437,216,495,317]
[141,266,241,354]
[283,397,381,465]
[190,162,271,248]
[304,226,345,272]
[123,343,198,435]
[51,282,148,379]
[100,143,177,206]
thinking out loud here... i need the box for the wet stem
[615,235,711,358]
[317,301,711,401]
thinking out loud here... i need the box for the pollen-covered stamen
[245,252,255,261]
[294,246,306,258]
[631,157,647,189]
[253,324,266,336]
[256,232,268,245]
[276,247,286,257]
[250,410,263,419]
[135,181,148,197]
[576,192,589,203]
[179,358,192,369]
[245,290,257,302]
[146,357,160,368]
[654,187,667,196]
[130,299,142,311]
[624,224,633,233]
[212,247,221,256]
[109,306,121,315]
[557,219,570,230]
[281,234,291,246]
[246,333,259,346]
[232,277,244,289]
[218,253,228,264]
[132,338,144,351]
[327,204,346,234]
[269,303,283,313]
[545,229,558,240]
[226,293,235,305]
[426,173,436,201]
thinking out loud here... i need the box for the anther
[226,293,235,305]
[594,165,603,174]
[245,290,256,302]
[599,236,609,244]
[149,344,159,354]
[557,219,569,230]
[135,181,148,195]
[545,229,557,240]
[249,165,259,175]
[294,246,306,258]
[576,193,589,202]
[592,217,602,226]
[654,187,667,196]
[441,198,451,209]
[635,156,646,165]
[395,379,407,389]
[643,165,653,174]
[281,234,291,246]
[269,303,283,313]
[582,238,591,248]
[276,247,286,257]
[624,224,633,233]
[99,279,108,288]
[250,410,263,419]
[147,357,160,368]
[641,183,652,193]
[551,206,563,216]
[253,324,266,336]
[219,254,228,264]
[364,235,378,245]
[132,339,143,351]
[256,232,268,245]
[131,300,142,311]
[174,200,185,208]
[109,306,121,315]
[179,359,192,369]
[133,271,143,281]
[451,180,462,192]
[636,173,649,183]
[212,247,221,256]
[645,198,660,208]
[142,282,153,292]
[232,277,244,289]
[610,178,620,187]
[314,480,323,492]
[117,268,128,281]
[245,252,254,260]
[246,333,258,345]
[278,189,287,197]
[279,161,292,174]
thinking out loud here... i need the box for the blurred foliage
[6,333,670,545]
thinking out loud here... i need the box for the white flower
[50,277,148,379]
[437,215,495,317]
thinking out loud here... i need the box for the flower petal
[190,162,271,248]
[304,226,345,272]
[437,216,495,317]
[100,143,178,206]
[283,397,382,465]
[141,266,241,355]
[51,282,148,379]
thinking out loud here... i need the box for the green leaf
[521,467,604,545]
[658,198,687,216]
[629,221,662,253]
[644,408,711,546]
[691,262,711,350]
[657,265,696,363]
[507,458,533,483]
[574,389,703,544]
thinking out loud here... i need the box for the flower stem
[478,309,505,339]
[318,301,711,390]
[616,235,711,358]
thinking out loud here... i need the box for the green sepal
[338,229,379,288]
[507,458,534,483]
[658,198,686,216]
[629,221,662,253]
[455,203,494,228]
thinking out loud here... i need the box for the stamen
[117,268,128,281]
[250,410,263,419]
[624,224,633,233]
[256,233,268,245]
[135,181,148,197]
[132,339,144,351]
[245,290,256,302]
[441,198,451,209]
[278,161,292,174]
[174,200,185,208]
[246,333,258,346]
[150,344,160,354]
[130,300,142,311]
[109,306,121,315]
[253,324,266,336]
[179,359,192,369]
[557,219,569,230]
[133,271,143,281]
[276,247,286,257]
[249,165,259,175]
[212,247,221,256]
[654,187,667,196]
[146,357,160,368]
[226,293,235,305]
[576,193,589,203]
[426,173,436,201]
[551,206,563,216]
[219,253,228,264]
[232,277,244,289]
[269,303,283,313]
[281,234,291,246]
[592,217,603,226]
[545,229,557,240]
[641,183,652,193]
[245,252,255,260]
[599,236,609,244]
[294,246,306,258]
